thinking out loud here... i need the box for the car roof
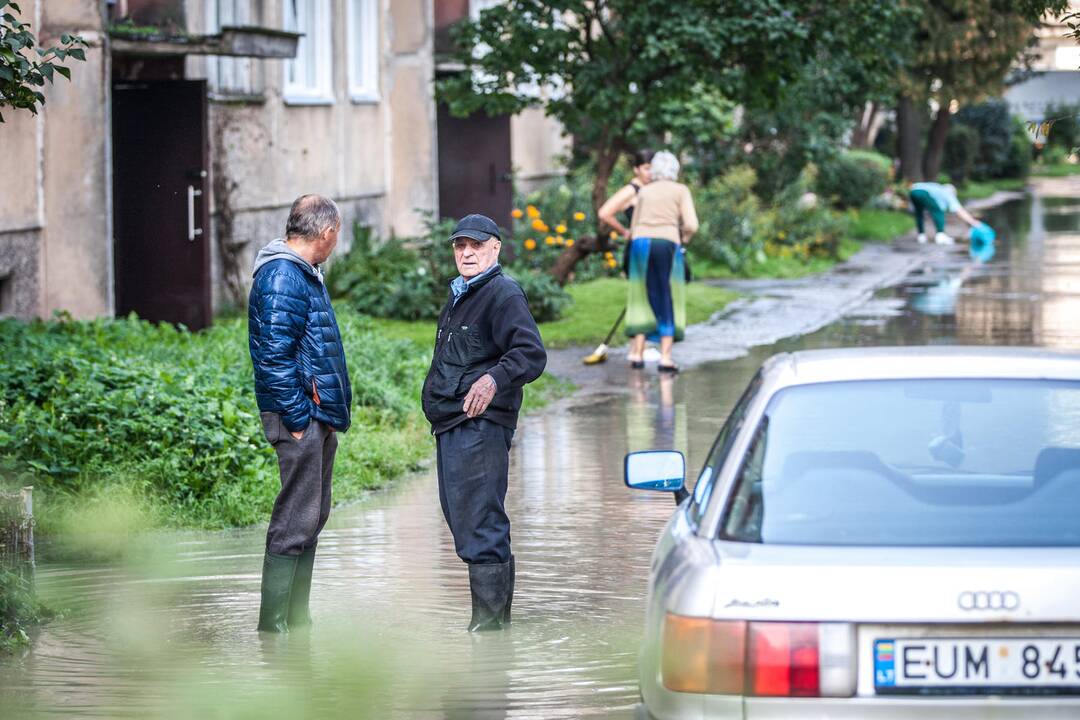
[762,346,1080,387]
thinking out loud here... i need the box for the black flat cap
[449,214,501,243]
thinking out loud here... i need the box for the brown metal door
[437,104,513,231]
[112,80,211,330]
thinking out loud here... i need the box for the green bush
[693,165,763,271]
[0,313,431,528]
[943,124,979,184]
[505,267,573,322]
[327,221,458,321]
[816,150,890,209]
[1042,102,1080,155]
[764,165,846,260]
[0,567,49,651]
[1001,116,1033,181]
[954,100,1029,180]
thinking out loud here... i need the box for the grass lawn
[1032,162,1080,177]
[846,208,912,242]
[369,277,739,351]
[957,178,1027,201]
[693,236,863,281]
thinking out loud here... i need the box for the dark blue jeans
[436,418,515,564]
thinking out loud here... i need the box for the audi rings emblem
[958,590,1020,611]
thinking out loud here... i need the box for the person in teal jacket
[909,182,981,245]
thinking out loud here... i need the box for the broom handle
[602,307,627,345]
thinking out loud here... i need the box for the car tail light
[661,615,745,694]
[661,615,855,698]
[747,622,819,696]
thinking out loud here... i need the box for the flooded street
[4,190,1080,718]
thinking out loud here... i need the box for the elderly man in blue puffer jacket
[248,194,352,632]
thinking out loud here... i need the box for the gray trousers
[260,412,338,556]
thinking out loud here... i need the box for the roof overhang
[109,25,300,59]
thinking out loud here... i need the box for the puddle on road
[4,196,1080,718]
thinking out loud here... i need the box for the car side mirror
[625,450,685,492]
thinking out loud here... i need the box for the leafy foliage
[439,0,912,276]
[0,1,88,123]
[0,314,431,528]
[1035,102,1080,155]
[954,100,1032,180]
[505,267,573,322]
[692,165,762,271]
[943,124,980,183]
[0,567,50,651]
[816,151,891,209]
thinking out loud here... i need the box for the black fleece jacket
[421,267,547,435]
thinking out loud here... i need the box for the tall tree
[439,0,910,282]
[895,0,1067,181]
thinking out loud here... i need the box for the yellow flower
[555,223,567,234]
[556,236,566,245]
[609,230,618,240]
[566,238,575,247]
[511,208,524,219]
[526,205,540,219]
[604,251,614,260]
[777,231,787,240]
[545,236,556,245]
[573,212,586,221]
[524,238,537,250]
[532,219,548,232]
[607,259,618,269]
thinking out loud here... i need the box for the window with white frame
[347,0,379,102]
[205,0,263,97]
[283,0,334,104]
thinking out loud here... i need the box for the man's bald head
[285,194,341,241]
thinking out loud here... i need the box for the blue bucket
[969,222,996,244]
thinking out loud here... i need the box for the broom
[582,307,626,365]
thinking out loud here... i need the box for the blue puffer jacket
[248,241,352,433]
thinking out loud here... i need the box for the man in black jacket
[422,214,547,631]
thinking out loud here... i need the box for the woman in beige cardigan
[622,151,698,372]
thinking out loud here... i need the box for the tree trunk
[851,101,878,149]
[550,147,619,285]
[922,102,951,182]
[897,94,924,182]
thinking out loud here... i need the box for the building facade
[2,0,566,325]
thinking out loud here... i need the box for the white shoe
[934,232,955,245]
[917,233,928,244]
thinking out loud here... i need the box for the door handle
[187,185,204,242]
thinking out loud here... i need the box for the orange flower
[532,219,548,232]
[609,230,618,240]
[524,238,537,250]
[544,236,556,245]
[573,212,586,221]
[555,223,567,234]
[511,208,523,219]
[566,238,575,247]
[556,236,566,245]
[526,205,540,219]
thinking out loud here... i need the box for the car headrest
[1033,447,1080,486]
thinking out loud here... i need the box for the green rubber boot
[287,545,316,628]
[467,560,513,632]
[257,552,298,633]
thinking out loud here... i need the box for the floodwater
[3,193,1080,718]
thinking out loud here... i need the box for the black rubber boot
[502,555,515,625]
[287,545,316,628]
[257,552,298,633]
[468,560,513,632]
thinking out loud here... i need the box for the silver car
[626,346,1080,719]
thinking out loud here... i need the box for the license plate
[874,638,1080,694]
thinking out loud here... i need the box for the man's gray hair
[285,194,341,239]
[649,150,680,182]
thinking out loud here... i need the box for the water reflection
[5,193,1080,718]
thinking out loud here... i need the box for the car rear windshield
[720,378,1080,546]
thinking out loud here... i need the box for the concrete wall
[511,107,569,193]
[0,0,109,319]
[194,0,437,309]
